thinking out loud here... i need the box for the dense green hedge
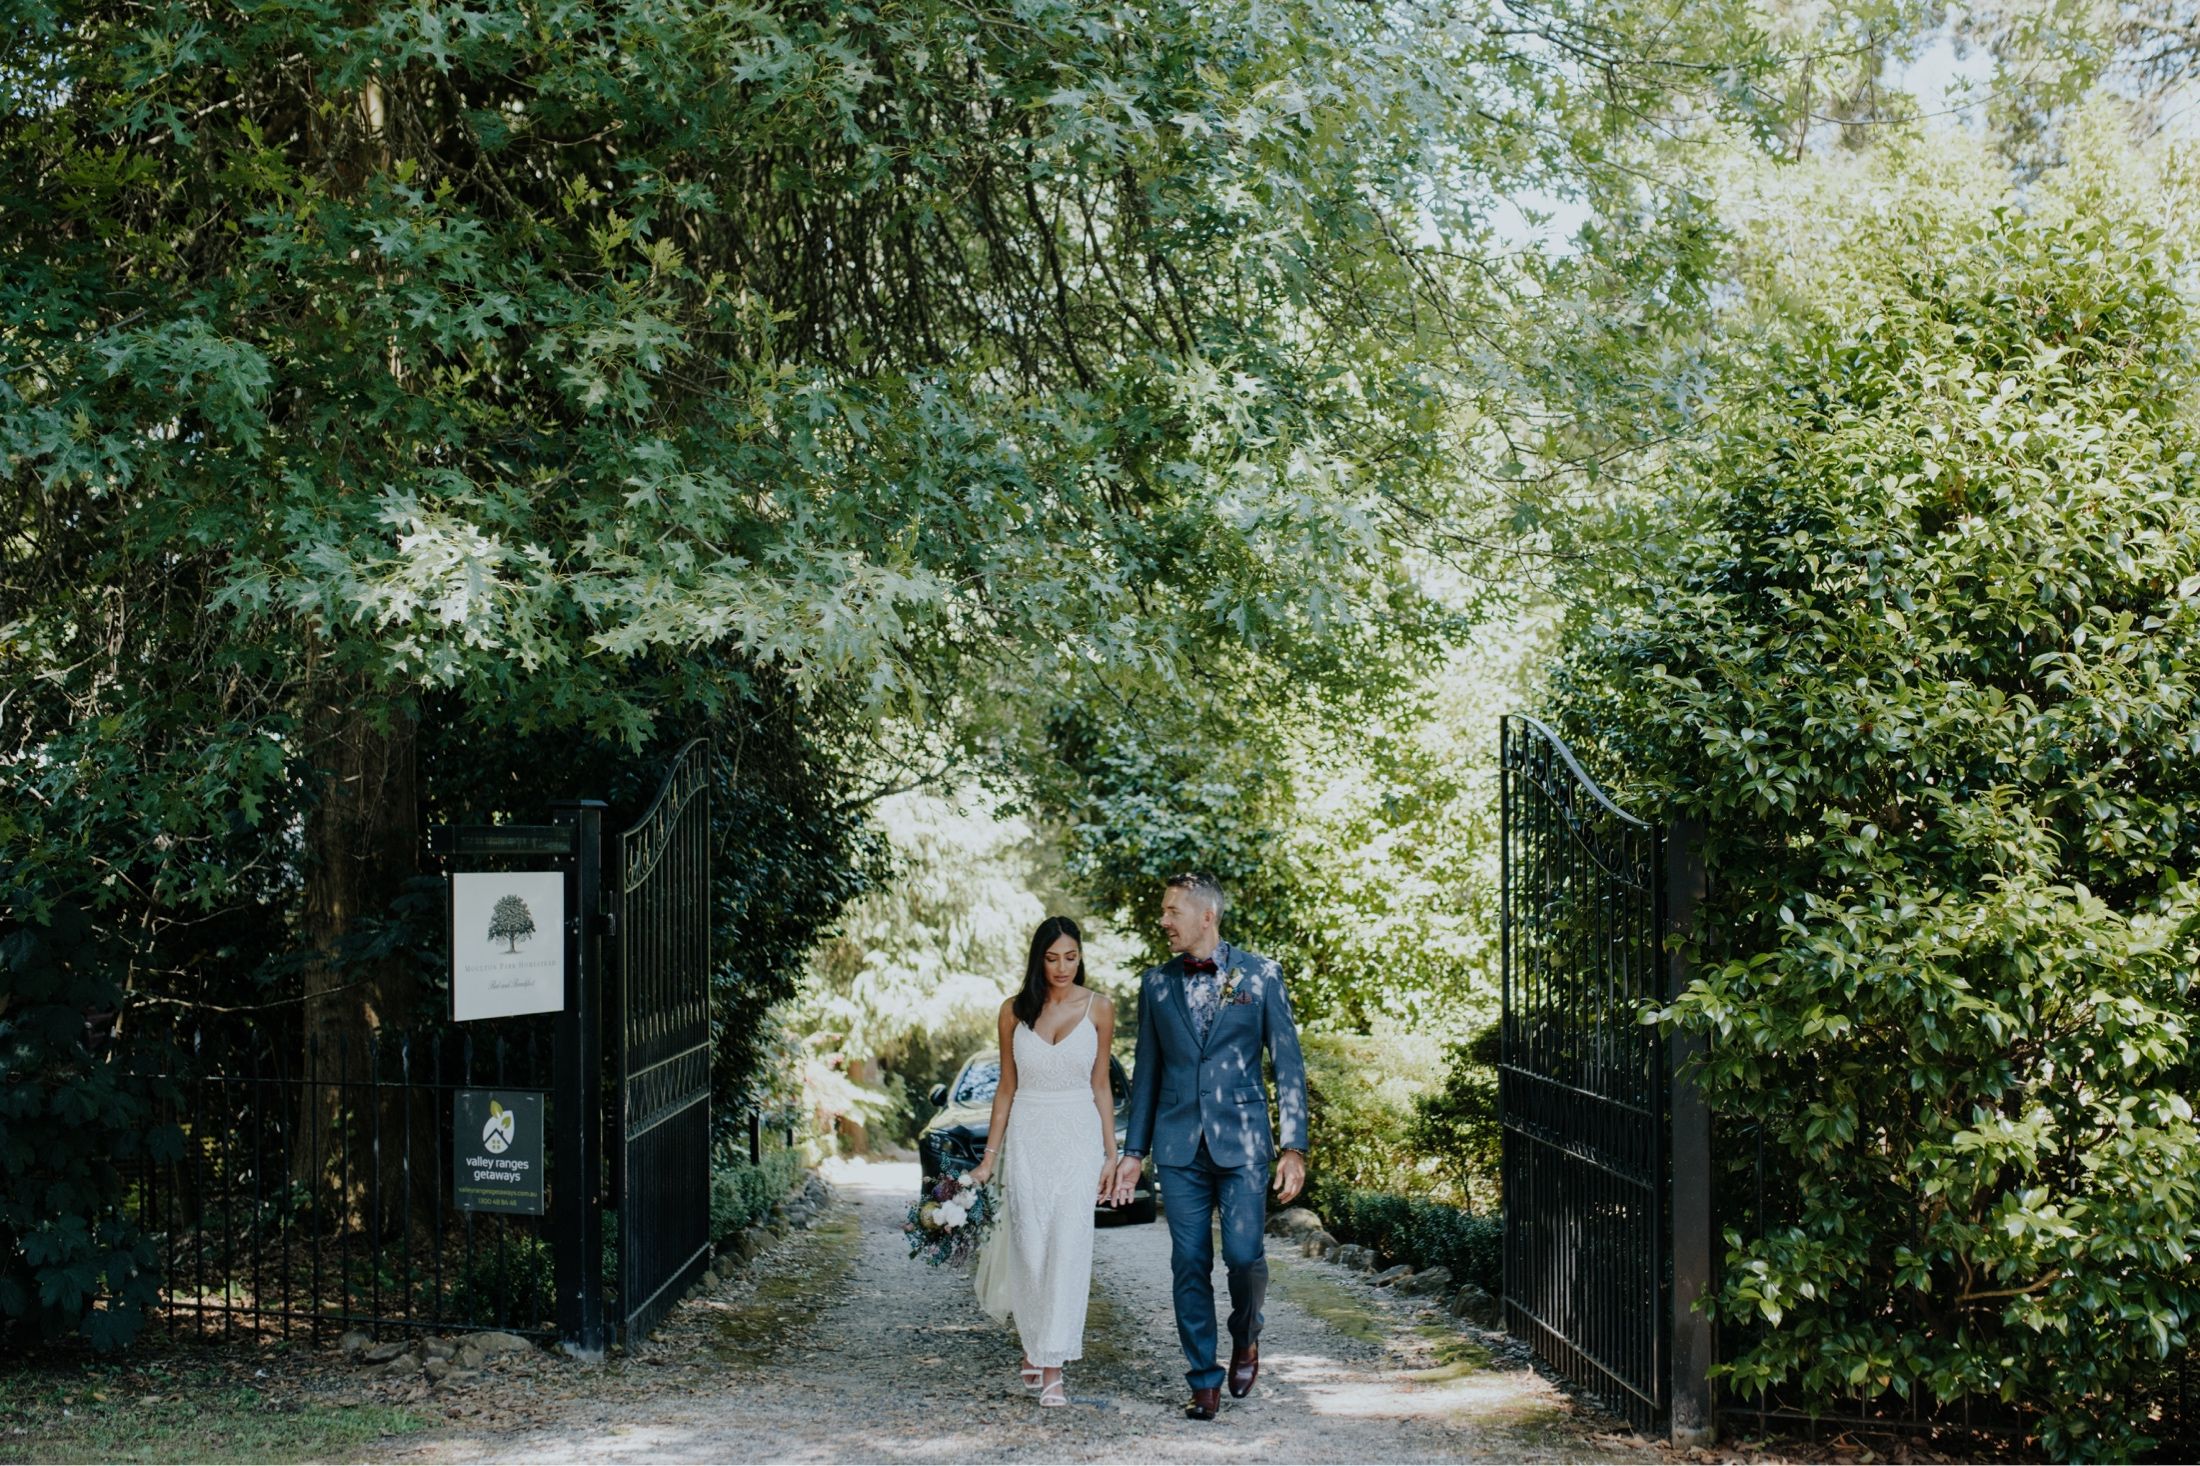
[1405,1024,1502,1212]
[1309,1183,1502,1295]
[1298,1029,1477,1199]
[450,1233,554,1331]
[1297,1019,1502,1297]
[1555,153,2200,1457]
[0,908,175,1350]
[709,1144,808,1246]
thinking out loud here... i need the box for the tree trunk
[297,685,423,1237]
[289,78,436,1243]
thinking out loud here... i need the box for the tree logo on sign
[483,1099,516,1154]
[487,894,537,953]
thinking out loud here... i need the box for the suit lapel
[1160,956,1201,1052]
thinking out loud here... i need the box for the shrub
[708,1144,806,1244]
[1406,1023,1502,1212]
[1311,1184,1501,1294]
[0,906,177,1352]
[1554,149,2200,1457]
[1301,1028,1458,1201]
[448,1232,552,1331]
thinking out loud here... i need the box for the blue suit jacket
[1123,942,1310,1169]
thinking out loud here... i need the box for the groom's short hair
[1166,871,1227,920]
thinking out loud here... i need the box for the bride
[964,915,1118,1408]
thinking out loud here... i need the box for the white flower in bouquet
[902,1173,995,1268]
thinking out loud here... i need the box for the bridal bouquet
[904,1173,998,1267]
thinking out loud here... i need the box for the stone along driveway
[384,1158,1657,1464]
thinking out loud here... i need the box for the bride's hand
[966,1157,996,1187]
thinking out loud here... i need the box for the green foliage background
[0,907,174,1350]
[795,783,1137,1144]
[1312,1186,1504,1296]
[25,0,2197,1441]
[1553,121,2200,1455]
[1047,604,1556,1030]
[3,0,1757,1351]
[709,1142,808,1246]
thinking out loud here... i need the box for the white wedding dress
[979,995,1105,1369]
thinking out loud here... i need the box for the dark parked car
[917,1049,1158,1224]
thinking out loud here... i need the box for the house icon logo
[482,1099,517,1155]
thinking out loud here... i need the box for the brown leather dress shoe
[1185,1386,1220,1420]
[1228,1340,1260,1398]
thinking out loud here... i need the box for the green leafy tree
[1553,123,2200,1457]
[2,0,1787,1351]
[1042,602,1553,1029]
[798,785,1071,1142]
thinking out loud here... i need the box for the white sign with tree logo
[451,870,565,1020]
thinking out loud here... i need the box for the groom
[1108,873,1310,1421]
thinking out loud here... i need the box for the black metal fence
[138,1005,810,1347]
[741,1106,798,1165]
[138,1013,561,1342]
[133,741,787,1352]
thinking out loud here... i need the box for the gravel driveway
[386,1158,1658,1464]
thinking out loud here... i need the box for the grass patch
[0,1355,423,1464]
[1266,1257,1388,1346]
[1406,1324,1494,1382]
[1078,1277,1146,1378]
[706,1208,861,1365]
[1271,1256,1496,1380]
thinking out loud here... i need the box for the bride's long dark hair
[1011,915,1086,1029]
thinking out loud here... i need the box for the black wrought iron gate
[1499,714,1712,1440]
[613,738,715,1342]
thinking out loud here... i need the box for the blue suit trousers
[1158,1136,1269,1391]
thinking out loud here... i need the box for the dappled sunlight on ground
[387,1152,1658,1464]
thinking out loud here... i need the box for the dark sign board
[454,1090,546,1215]
[430,824,577,858]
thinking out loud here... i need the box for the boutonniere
[1218,969,1255,1006]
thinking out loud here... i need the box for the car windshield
[953,1059,1000,1106]
[949,1056,1128,1107]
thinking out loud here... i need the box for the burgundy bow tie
[1182,956,1219,976]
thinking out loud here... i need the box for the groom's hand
[1107,1155,1142,1206]
[1273,1149,1306,1205]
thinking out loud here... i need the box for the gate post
[551,799,609,1360]
[1664,818,1715,1446]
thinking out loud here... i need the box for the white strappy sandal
[1039,1375,1068,1408]
[1019,1358,1043,1389]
